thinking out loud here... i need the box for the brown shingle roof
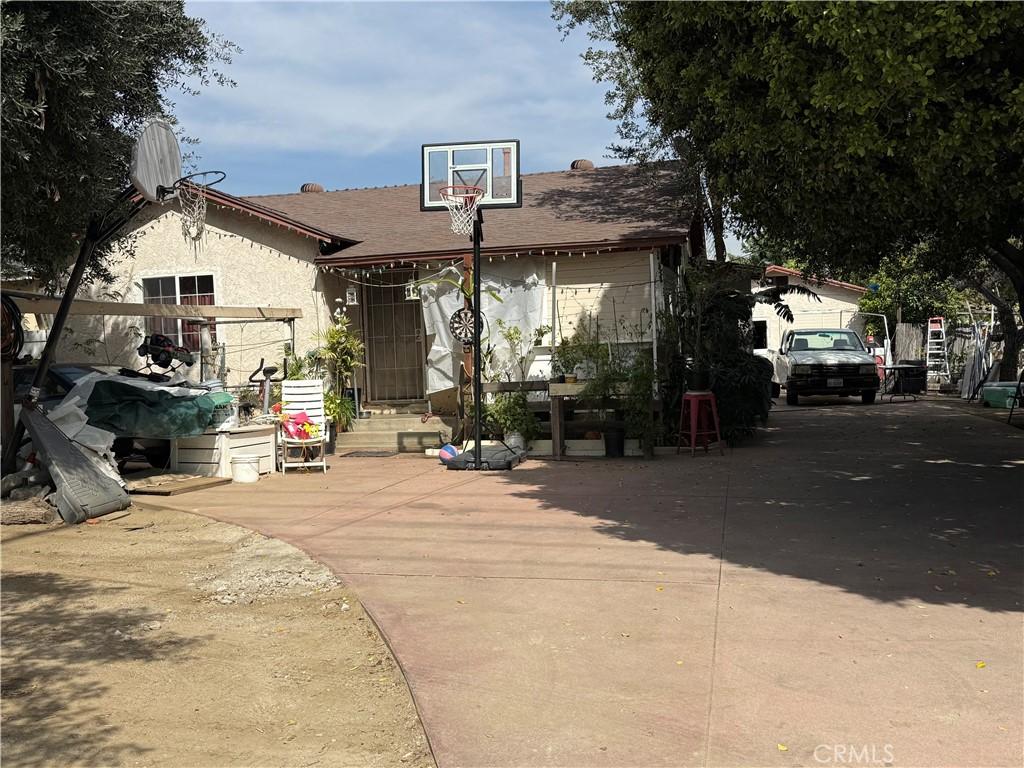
[245,164,691,266]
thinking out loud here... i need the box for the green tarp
[84,380,233,439]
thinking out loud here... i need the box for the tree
[858,249,970,328]
[1,1,238,286]
[554,2,729,263]
[555,2,1024,367]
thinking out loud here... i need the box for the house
[752,265,869,354]
[59,161,695,409]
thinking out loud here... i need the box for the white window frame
[141,273,217,349]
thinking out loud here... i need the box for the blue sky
[177,1,618,196]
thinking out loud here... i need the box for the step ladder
[926,316,950,382]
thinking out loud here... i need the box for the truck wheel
[786,388,799,406]
[861,390,877,405]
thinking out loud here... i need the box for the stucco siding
[57,202,341,387]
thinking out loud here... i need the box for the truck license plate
[827,377,843,387]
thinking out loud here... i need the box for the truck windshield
[790,331,864,351]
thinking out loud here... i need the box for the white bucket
[230,454,260,483]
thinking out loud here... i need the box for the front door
[364,269,425,401]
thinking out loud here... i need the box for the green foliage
[622,348,656,450]
[1,1,238,286]
[659,264,779,444]
[491,319,549,381]
[556,1,1024,319]
[552,314,607,377]
[711,352,774,444]
[858,249,972,333]
[488,391,539,442]
[324,391,355,432]
[315,314,364,393]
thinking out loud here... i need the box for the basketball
[438,444,460,464]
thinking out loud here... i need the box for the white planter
[505,432,526,451]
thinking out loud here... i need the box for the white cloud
[177,1,617,182]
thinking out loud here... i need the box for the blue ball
[438,444,460,464]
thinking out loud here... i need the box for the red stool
[676,391,724,456]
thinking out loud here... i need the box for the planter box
[171,424,276,477]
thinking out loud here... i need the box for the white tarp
[418,258,546,394]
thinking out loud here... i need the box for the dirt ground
[0,504,434,768]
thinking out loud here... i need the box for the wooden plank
[130,475,232,496]
[481,381,549,393]
[3,289,302,320]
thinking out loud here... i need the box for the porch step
[363,401,430,415]
[351,414,457,433]
[334,429,446,453]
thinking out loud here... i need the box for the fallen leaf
[976,661,986,669]
[676,660,684,666]
[655,585,665,592]
[987,570,998,577]
[933,585,944,592]
[86,519,102,525]
[456,599,465,605]
[620,632,630,638]
[777,743,788,752]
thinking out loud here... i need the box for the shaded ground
[1,507,433,768]
[146,399,1022,767]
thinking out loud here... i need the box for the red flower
[271,402,283,414]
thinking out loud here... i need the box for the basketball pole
[472,208,483,470]
[2,188,148,474]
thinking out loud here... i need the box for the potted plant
[579,339,626,458]
[489,390,537,450]
[552,316,604,384]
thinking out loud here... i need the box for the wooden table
[881,364,925,401]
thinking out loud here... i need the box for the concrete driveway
[151,400,1023,767]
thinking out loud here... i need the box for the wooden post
[550,260,558,348]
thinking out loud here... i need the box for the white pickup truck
[773,329,881,406]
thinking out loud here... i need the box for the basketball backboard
[130,118,183,203]
[421,140,521,211]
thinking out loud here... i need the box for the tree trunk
[706,177,727,263]
[973,276,1022,381]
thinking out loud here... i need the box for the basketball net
[440,186,483,236]
[178,180,207,257]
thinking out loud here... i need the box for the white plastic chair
[278,379,328,474]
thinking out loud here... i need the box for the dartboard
[449,308,476,343]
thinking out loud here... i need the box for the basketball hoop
[439,185,483,235]
[169,171,225,256]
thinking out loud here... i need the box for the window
[789,330,864,351]
[752,320,768,350]
[142,275,215,351]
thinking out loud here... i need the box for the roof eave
[315,234,688,268]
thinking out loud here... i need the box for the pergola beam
[2,289,302,320]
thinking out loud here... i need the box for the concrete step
[335,430,444,453]
[351,414,456,433]
[363,401,429,415]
